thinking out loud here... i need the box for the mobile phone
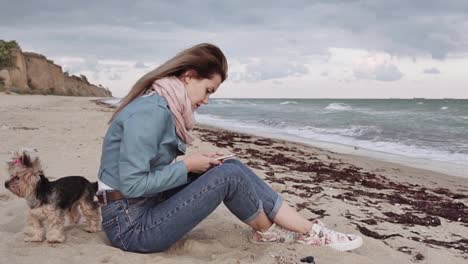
[216,154,236,161]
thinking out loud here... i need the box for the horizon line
[209,97,468,100]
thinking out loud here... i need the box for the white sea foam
[310,125,382,137]
[101,98,121,107]
[280,101,298,105]
[440,106,449,110]
[212,99,235,104]
[325,103,352,111]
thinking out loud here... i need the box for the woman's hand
[183,152,223,173]
[201,152,225,159]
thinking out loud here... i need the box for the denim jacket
[98,94,188,198]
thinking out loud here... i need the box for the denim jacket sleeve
[118,106,188,198]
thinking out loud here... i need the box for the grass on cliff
[0,40,20,68]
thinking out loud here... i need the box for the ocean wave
[100,98,121,107]
[291,126,468,165]
[440,106,449,110]
[196,113,468,167]
[325,103,352,111]
[280,101,298,105]
[417,102,424,105]
[194,113,223,120]
[298,125,382,140]
[211,99,258,106]
[258,119,287,127]
[211,99,235,104]
[331,126,380,137]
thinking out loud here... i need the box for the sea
[103,98,468,178]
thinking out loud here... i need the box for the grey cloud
[61,56,99,74]
[354,61,403,82]
[1,0,468,66]
[375,65,403,81]
[109,72,122,81]
[423,67,441,74]
[134,62,148,69]
[232,57,309,82]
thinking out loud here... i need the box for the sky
[1,0,468,98]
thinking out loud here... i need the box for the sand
[0,93,467,264]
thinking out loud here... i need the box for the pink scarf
[149,77,194,144]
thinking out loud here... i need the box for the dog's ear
[31,156,42,172]
[20,151,33,168]
[19,151,41,171]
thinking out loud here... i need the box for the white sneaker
[248,223,299,244]
[297,220,363,251]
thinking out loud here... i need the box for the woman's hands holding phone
[183,152,226,173]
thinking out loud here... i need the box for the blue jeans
[100,159,283,253]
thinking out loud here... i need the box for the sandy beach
[1,93,467,264]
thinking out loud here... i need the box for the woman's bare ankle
[247,211,273,232]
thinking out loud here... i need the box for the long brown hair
[109,43,228,123]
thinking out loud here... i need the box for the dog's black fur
[34,173,98,210]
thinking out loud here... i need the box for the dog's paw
[46,236,65,243]
[46,233,65,243]
[84,225,102,233]
[24,235,44,242]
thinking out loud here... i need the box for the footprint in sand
[0,193,12,201]
[168,239,229,258]
[0,213,25,233]
[99,256,112,263]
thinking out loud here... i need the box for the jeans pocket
[102,216,127,250]
[102,216,118,228]
[125,198,148,227]
[101,200,123,216]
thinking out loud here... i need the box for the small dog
[4,150,101,243]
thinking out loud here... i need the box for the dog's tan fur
[4,151,101,243]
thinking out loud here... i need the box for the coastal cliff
[0,41,112,97]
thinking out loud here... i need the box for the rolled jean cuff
[267,195,283,221]
[242,200,263,223]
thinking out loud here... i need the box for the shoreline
[1,93,467,263]
[195,123,468,180]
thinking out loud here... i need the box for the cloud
[134,61,148,69]
[2,1,467,98]
[231,57,309,82]
[2,1,468,61]
[354,54,403,82]
[423,67,441,74]
[109,72,122,80]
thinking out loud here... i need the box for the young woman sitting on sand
[96,43,363,253]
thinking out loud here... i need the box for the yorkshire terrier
[4,150,101,243]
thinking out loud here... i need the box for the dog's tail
[84,181,99,208]
[90,181,98,194]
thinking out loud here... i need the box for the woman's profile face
[183,72,222,111]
